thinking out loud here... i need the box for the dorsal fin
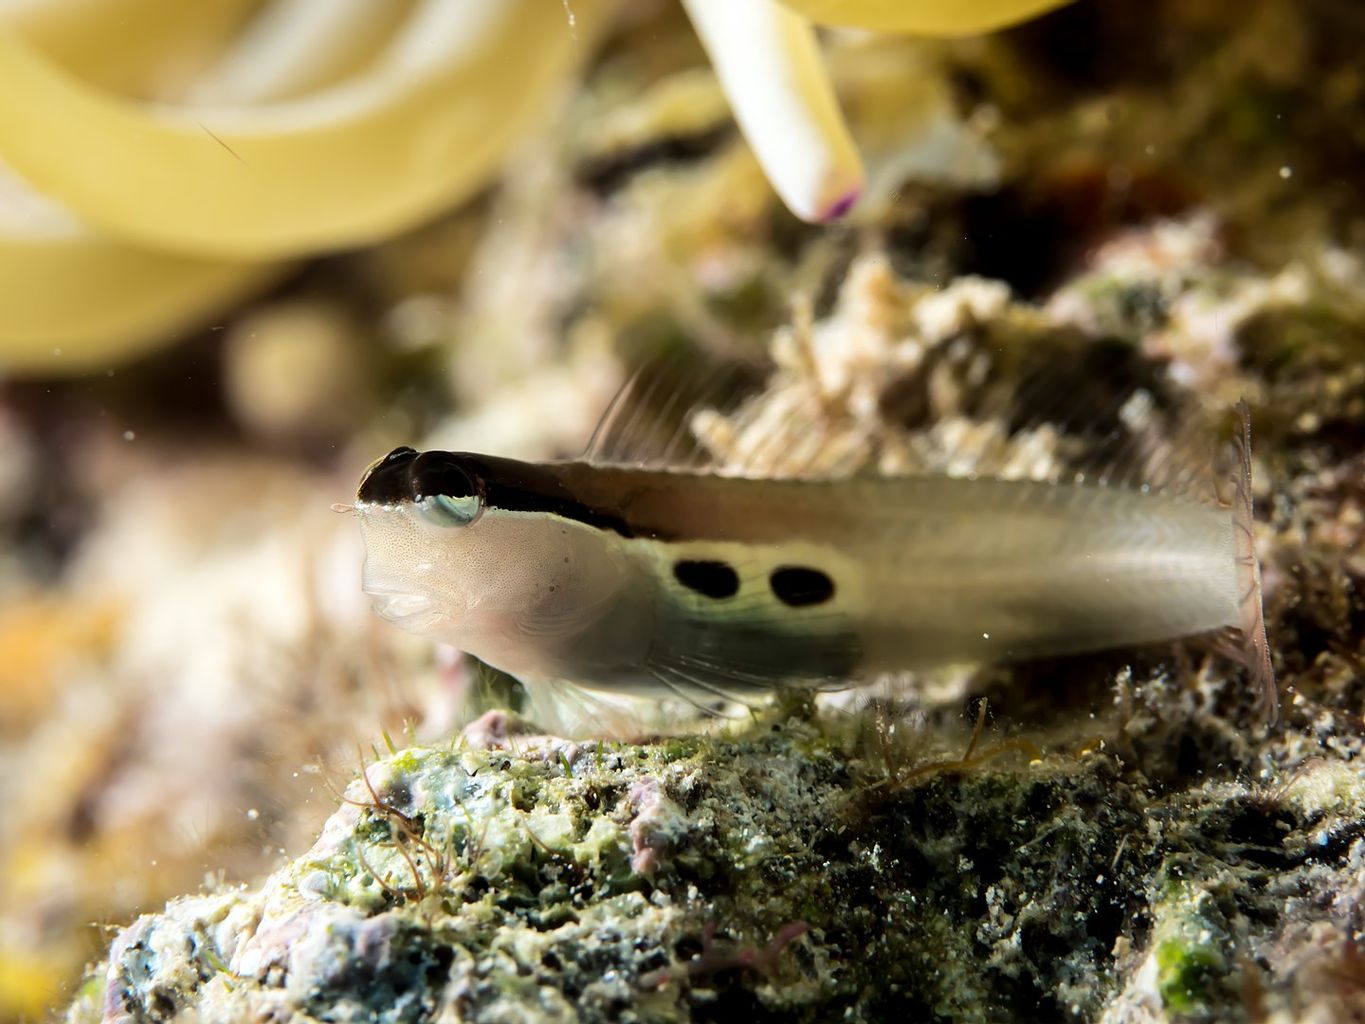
[583,354,763,471]
[1000,338,1222,497]
[870,333,1226,500]
[585,334,1232,505]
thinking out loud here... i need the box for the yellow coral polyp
[0,220,277,374]
[4,0,263,94]
[0,0,1064,375]
[0,0,603,374]
[775,0,1071,35]
[0,1,605,259]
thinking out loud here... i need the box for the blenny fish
[353,370,1275,724]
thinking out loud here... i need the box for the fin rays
[583,355,760,471]
[1232,399,1277,724]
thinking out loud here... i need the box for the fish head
[352,447,632,673]
[354,447,515,642]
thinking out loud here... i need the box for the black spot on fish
[770,566,835,607]
[673,560,740,600]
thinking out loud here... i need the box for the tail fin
[1232,400,1277,724]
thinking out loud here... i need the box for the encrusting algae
[69,694,1365,1023]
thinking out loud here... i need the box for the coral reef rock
[71,705,1365,1023]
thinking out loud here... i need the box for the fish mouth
[366,589,446,634]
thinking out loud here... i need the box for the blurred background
[0,0,1361,1017]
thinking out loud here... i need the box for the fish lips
[365,587,448,634]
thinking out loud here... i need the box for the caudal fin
[1232,400,1277,724]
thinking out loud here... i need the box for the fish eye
[408,453,484,526]
[420,492,482,527]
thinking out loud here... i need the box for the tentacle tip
[817,189,860,221]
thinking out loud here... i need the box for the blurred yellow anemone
[0,2,605,258]
[775,0,1070,35]
[0,178,278,373]
[0,0,605,374]
[0,0,1066,375]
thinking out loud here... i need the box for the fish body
[355,446,1253,707]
